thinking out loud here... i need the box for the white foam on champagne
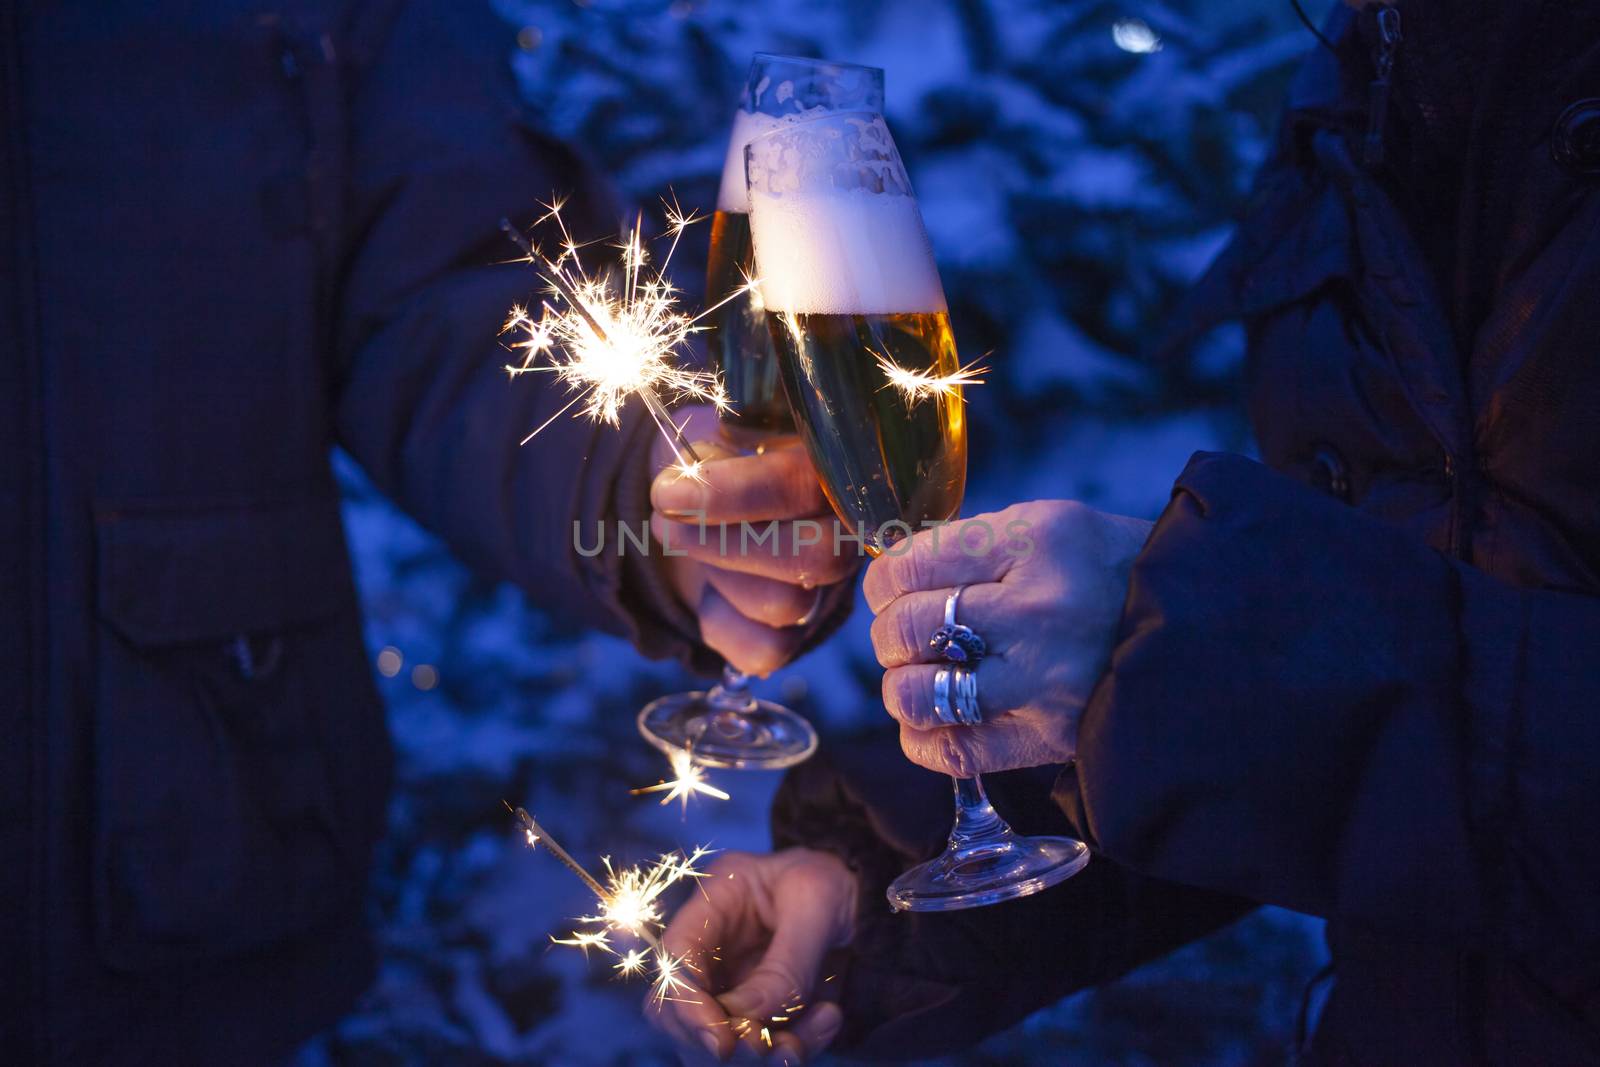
[716,111,787,213]
[748,189,948,315]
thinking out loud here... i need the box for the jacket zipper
[1363,7,1403,169]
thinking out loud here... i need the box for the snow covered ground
[296,2,1332,1063]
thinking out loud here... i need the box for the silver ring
[929,584,987,667]
[932,667,961,725]
[952,665,982,725]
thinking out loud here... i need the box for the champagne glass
[745,112,1090,909]
[709,54,885,438]
[636,57,881,771]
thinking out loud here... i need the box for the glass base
[886,833,1090,912]
[637,689,818,770]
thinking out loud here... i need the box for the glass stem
[706,665,758,714]
[947,775,1012,851]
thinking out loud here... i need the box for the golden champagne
[705,211,794,432]
[748,110,1087,910]
[766,309,966,552]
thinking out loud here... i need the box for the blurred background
[298,1,1332,1063]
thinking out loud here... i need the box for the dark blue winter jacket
[0,3,692,1062]
[773,6,1600,1063]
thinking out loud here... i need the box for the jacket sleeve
[772,735,1252,1060]
[326,1,704,662]
[1058,450,1600,957]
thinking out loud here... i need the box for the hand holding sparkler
[652,849,856,1064]
[501,201,852,680]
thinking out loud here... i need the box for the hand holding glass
[636,56,883,771]
[744,112,1090,910]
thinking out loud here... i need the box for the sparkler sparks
[631,748,731,811]
[500,196,757,475]
[873,345,988,404]
[730,997,811,1053]
[649,948,697,1005]
[506,803,713,1007]
[615,947,650,978]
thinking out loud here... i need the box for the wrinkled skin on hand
[649,849,856,1065]
[864,500,1151,777]
[649,405,855,676]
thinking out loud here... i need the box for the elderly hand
[649,849,855,1065]
[863,501,1151,777]
[650,406,857,676]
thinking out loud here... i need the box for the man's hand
[650,406,856,676]
[650,849,855,1065]
[864,501,1151,777]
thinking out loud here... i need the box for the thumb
[716,896,837,1021]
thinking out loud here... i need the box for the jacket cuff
[770,741,1212,1060]
[1065,451,1480,938]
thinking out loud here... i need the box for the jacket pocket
[91,496,392,971]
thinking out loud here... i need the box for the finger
[704,567,822,630]
[652,965,727,1057]
[698,586,803,678]
[653,442,827,523]
[658,857,749,1062]
[770,1031,806,1067]
[897,718,1053,777]
[881,663,1024,731]
[779,1001,843,1063]
[869,584,1006,668]
[648,405,731,479]
[716,893,839,1025]
[660,864,730,971]
[652,514,858,587]
[862,515,1026,613]
[651,970,727,1063]
[658,1003,725,1066]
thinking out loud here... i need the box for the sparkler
[631,748,731,811]
[873,344,988,404]
[500,197,758,478]
[507,803,709,1007]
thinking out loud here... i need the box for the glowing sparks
[500,195,753,473]
[615,947,650,977]
[873,346,987,404]
[730,1003,808,1052]
[650,949,697,1005]
[591,845,715,936]
[507,804,713,1008]
[632,748,731,811]
[550,929,612,956]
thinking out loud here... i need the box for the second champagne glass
[745,112,1091,910]
[708,53,885,436]
[636,56,882,771]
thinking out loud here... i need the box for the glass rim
[747,52,885,78]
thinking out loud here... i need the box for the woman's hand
[649,849,855,1065]
[649,406,856,676]
[864,501,1151,777]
